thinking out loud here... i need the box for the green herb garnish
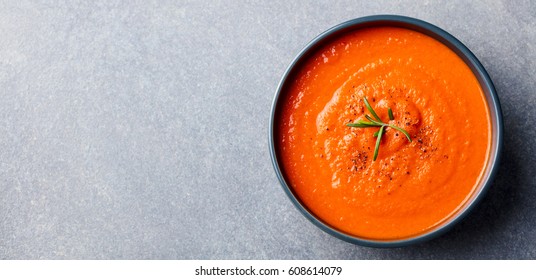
[388,108,394,121]
[346,97,412,161]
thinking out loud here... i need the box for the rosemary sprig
[363,96,382,122]
[373,125,385,161]
[346,97,412,161]
[388,108,394,121]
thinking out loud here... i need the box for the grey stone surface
[0,0,534,259]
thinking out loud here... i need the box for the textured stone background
[0,0,534,259]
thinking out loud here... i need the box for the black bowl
[269,15,503,247]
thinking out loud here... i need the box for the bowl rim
[268,15,503,247]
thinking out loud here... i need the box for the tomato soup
[276,27,491,240]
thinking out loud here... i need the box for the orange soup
[276,27,490,239]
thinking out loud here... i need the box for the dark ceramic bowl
[269,15,503,247]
